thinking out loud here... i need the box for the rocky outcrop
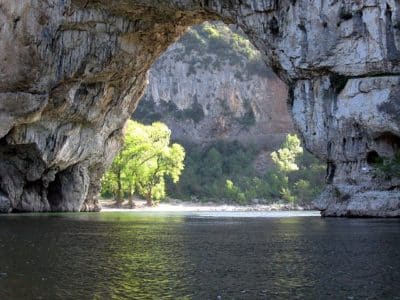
[305,76,400,216]
[0,0,211,212]
[1,0,400,216]
[136,22,292,149]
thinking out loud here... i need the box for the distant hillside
[132,22,325,204]
[134,22,293,152]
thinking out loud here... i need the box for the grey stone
[1,0,400,216]
[0,193,11,213]
[140,23,292,148]
[315,186,400,217]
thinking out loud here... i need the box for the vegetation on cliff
[101,120,185,206]
[134,98,205,125]
[371,151,400,179]
[167,134,325,206]
[110,23,325,207]
[176,22,270,78]
[101,120,324,206]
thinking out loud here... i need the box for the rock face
[1,0,400,216]
[0,0,209,212]
[136,22,291,149]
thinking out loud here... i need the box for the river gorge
[1,1,400,215]
[2,2,400,298]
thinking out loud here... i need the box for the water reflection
[104,216,191,299]
[0,213,191,299]
[0,213,399,299]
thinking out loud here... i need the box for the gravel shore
[100,199,313,212]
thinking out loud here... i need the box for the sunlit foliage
[178,22,269,78]
[101,120,185,206]
[271,134,303,172]
[168,135,325,206]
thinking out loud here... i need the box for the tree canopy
[271,134,303,172]
[167,134,325,206]
[101,120,185,206]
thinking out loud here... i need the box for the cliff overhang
[1,0,400,216]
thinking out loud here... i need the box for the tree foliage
[372,151,400,179]
[101,120,185,206]
[265,134,325,205]
[177,22,270,78]
[271,134,303,172]
[167,135,325,206]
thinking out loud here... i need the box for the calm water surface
[0,211,400,299]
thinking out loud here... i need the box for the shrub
[166,133,325,206]
[373,151,400,179]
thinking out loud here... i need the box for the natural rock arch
[1,0,400,216]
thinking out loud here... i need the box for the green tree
[135,142,185,206]
[268,134,325,205]
[204,148,223,177]
[224,179,246,204]
[268,134,303,204]
[271,134,303,172]
[101,120,185,206]
[164,135,325,206]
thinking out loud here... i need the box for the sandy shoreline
[100,199,314,212]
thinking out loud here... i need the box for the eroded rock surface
[0,0,215,212]
[1,0,400,216]
[137,22,291,148]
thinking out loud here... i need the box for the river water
[0,211,399,299]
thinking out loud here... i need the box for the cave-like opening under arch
[119,20,326,208]
[1,1,400,216]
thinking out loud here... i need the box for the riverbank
[100,199,313,212]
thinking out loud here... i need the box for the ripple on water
[0,212,399,299]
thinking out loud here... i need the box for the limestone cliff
[135,22,292,150]
[1,0,400,216]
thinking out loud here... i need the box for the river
[0,211,399,299]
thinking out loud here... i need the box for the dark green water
[0,211,399,299]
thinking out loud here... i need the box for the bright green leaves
[101,120,185,205]
[271,134,303,172]
[268,134,324,204]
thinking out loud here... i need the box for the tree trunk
[146,188,153,207]
[116,171,123,206]
[128,191,135,208]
